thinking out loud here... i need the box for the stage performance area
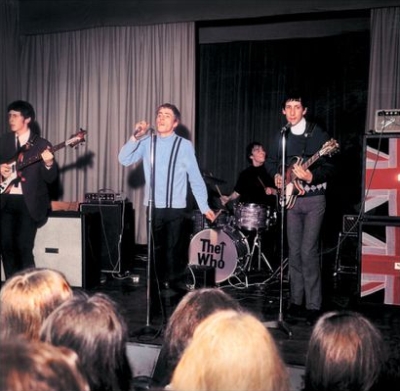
[83,243,399,391]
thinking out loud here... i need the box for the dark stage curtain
[196,31,369,252]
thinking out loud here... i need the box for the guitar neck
[302,151,320,170]
[16,141,66,171]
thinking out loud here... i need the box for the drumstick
[257,176,266,188]
[258,176,277,196]
[214,209,223,220]
[215,184,222,196]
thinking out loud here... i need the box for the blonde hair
[171,309,289,391]
[0,268,72,340]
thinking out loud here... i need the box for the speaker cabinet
[334,232,358,275]
[359,219,400,306]
[361,134,400,305]
[363,135,400,218]
[32,212,99,288]
[79,202,135,274]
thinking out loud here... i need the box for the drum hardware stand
[246,230,273,273]
[263,123,292,338]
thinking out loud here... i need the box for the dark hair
[40,292,132,391]
[246,141,264,163]
[154,288,243,386]
[281,91,308,110]
[156,103,181,122]
[0,338,89,391]
[7,100,41,135]
[304,311,387,391]
[7,100,36,122]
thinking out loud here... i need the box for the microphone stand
[264,124,292,337]
[136,129,158,337]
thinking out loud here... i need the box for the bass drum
[188,227,249,283]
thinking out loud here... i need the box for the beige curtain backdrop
[366,7,400,131]
[19,23,196,244]
[0,0,21,126]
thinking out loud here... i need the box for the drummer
[220,141,278,270]
[220,141,277,209]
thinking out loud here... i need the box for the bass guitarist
[265,92,336,325]
[0,100,58,279]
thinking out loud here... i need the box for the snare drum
[234,203,268,231]
[189,227,249,283]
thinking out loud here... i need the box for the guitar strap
[25,133,38,150]
[301,122,316,157]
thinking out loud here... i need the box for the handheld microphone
[133,126,154,139]
[281,122,291,133]
[133,126,143,138]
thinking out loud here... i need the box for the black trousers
[0,195,37,279]
[152,207,187,284]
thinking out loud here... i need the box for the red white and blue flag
[362,136,400,305]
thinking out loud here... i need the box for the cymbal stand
[246,230,273,273]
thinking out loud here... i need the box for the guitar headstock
[320,139,339,157]
[66,129,87,148]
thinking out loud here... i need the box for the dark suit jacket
[0,131,58,224]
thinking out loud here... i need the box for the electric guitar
[0,129,87,194]
[281,138,339,209]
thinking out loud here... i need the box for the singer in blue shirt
[119,103,215,305]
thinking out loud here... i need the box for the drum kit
[188,200,277,285]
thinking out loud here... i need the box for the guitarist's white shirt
[9,130,30,194]
[290,117,306,136]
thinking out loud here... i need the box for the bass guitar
[0,129,86,194]
[281,138,339,209]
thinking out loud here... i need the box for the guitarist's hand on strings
[292,163,313,184]
[1,163,11,179]
[274,173,283,189]
[41,147,54,168]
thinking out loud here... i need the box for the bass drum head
[188,228,248,283]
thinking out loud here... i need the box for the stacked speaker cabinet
[360,134,400,305]
[32,211,100,289]
[79,202,135,274]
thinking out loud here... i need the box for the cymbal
[202,174,226,185]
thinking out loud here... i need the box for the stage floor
[88,244,400,370]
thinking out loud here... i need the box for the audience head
[0,337,89,391]
[171,309,289,391]
[40,291,132,391]
[163,288,242,370]
[304,310,387,391]
[0,267,73,341]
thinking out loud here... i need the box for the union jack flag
[361,135,400,305]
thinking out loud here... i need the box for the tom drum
[191,209,231,235]
[234,203,268,231]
